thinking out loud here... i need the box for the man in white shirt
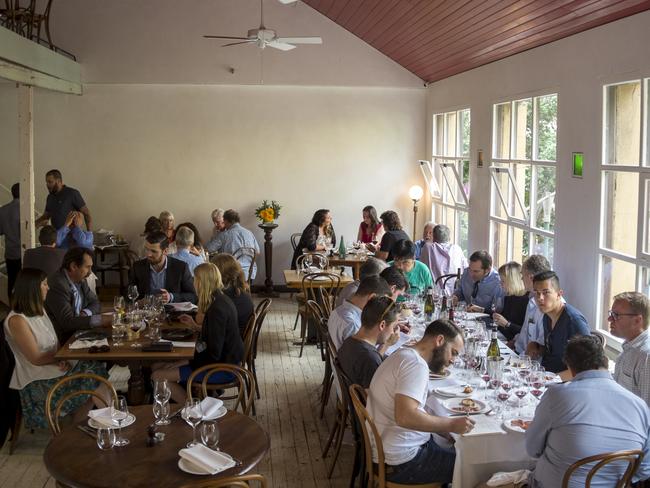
[367,319,472,485]
[610,291,650,406]
[328,276,391,350]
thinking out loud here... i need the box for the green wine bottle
[486,327,501,359]
[424,287,434,321]
[338,236,346,257]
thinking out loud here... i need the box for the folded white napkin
[486,469,531,486]
[69,338,110,350]
[88,407,118,427]
[178,444,236,474]
[168,302,198,312]
[200,397,224,418]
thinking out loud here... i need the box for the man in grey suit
[22,225,66,276]
[45,247,108,343]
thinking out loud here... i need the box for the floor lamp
[409,185,424,241]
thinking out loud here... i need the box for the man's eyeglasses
[608,310,640,321]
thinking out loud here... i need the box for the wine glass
[200,420,220,450]
[513,378,529,417]
[154,379,171,404]
[184,399,204,447]
[496,384,512,420]
[113,296,125,316]
[127,285,139,306]
[112,395,129,447]
[111,313,125,347]
[96,427,116,450]
[153,400,170,426]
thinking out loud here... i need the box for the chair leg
[293,309,300,330]
[328,408,348,478]
[322,402,342,458]
[252,361,260,399]
[319,372,333,419]
[349,438,363,488]
[9,407,22,455]
[298,314,307,358]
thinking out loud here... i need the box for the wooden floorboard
[0,296,354,487]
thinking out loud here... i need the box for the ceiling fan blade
[267,40,296,51]
[203,35,250,40]
[222,40,256,47]
[276,36,322,44]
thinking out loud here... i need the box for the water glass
[96,427,116,450]
[153,400,171,426]
[200,420,220,450]
[154,379,171,404]
[111,313,125,346]
[112,395,130,447]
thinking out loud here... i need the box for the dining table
[326,251,368,280]
[283,268,355,289]
[43,405,270,488]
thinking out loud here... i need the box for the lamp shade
[408,185,424,201]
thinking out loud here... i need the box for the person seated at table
[176,221,208,261]
[129,231,197,304]
[56,211,93,250]
[23,225,66,276]
[379,266,410,301]
[211,253,254,338]
[159,210,176,253]
[4,268,110,430]
[335,257,387,308]
[367,318,472,485]
[208,208,225,243]
[133,216,162,259]
[418,224,467,292]
[413,221,434,260]
[291,209,336,269]
[389,239,433,298]
[328,276,392,350]
[206,209,260,280]
[151,263,243,404]
[169,226,204,277]
[491,261,529,341]
[45,247,107,344]
[529,270,590,376]
[525,335,650,487]
[452,250,503,313]
[371,210,409,262]
[338,296,400,388]
[511,255,552,355]
[356,205,384,245]
[609,291,650,406]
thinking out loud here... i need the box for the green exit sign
[572,152,584,178]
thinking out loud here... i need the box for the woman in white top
[4,268,109,430]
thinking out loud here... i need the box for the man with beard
[337,296,401,388]
[129,231,197,304]
[36,169,92,230]
[367,318,471,485]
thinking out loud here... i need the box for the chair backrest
[333,356,363,455]
[290,233,302,252]
[591,330,607,349]
[186,363,256,416]
[434,272,457,289]
[252,298,272,359]
[349,384,380,487]
[45,373,118,435]
[180,473,268,488]
[301,272,341,319]
[306,299,329,361]
[242,311,258,368]
[232,246,257,284]
[562,449,644,488]
[296,252,329,272]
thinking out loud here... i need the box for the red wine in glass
[490,379,501,390]
[515,390,528,400]
[497,392,510,402]
[519,369,531,378]
[531,389,544,399]
[481,373,490,384]
[532,381,543,390]
[501,382,512,391]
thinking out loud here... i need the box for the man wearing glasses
[609,292,650,406]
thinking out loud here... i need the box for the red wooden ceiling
[302,0,650,83]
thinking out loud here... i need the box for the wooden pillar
[258,223,279,297]
[18,84,35,254]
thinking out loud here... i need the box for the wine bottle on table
[424,287,434,321]
[486,327,501,359]
[338,236,346,257]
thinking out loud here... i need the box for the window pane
[532,234,554,267]
[434,114,444,156]
[645,179,650,255]
[641,267,650,298]
[461,160,470,200]
[534,166,556,231]
[513,99,532,160]
[491,221,509,267]
[459,109,471,158]
[605,81,641,165]
[445,112,457,157]
[491,168,509,219]
[493,103,511,159]
[433,203,443,224]
[511,163,531,221]
[536,95,557,161]
[511,227,528,265]
[458,210,469,255]
[602,171,639,256]
[600,256,637,329]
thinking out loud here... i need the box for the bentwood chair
[293,252,330,330]
[187,364,256,416]
[349,384,442,488]
[181,473,268,488]
[290,233,302,252]
[561,449,644,487]
[233,246,257,286]
[45,373,118,435]
[250,299,272,399]
[297,271,341,357]
[591,330,607,349]
[306,299,333,416]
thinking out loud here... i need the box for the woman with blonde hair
[211,254,254,337]
[151,262,243,403]
[492,261,529,341]
[159,211,176,253]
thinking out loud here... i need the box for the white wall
[426,10,650,329]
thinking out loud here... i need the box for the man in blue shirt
[530,270,590,375]
[453,250,503,312]
[169,226,204,276]
[206,209,260,280]
[56,211,94,250]
[526,335,650,487]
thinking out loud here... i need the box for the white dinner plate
[544,372,562,385]
[502,417,533,434]
[441,397,488,414]
[429,369,451,380]
[182,405,227,424]
[178,457,210,475]
[434,385,474,398]
[465,312,490,320]
[88,412,136,429]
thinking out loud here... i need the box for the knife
[77,424,97,439]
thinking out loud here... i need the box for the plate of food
[503,417,533,433]
[434,384,474,398]
[543,372,562,385]
[441,397,488,414]
[429,369,451,380]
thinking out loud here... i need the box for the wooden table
[43,405,270,488]
[56,323,197,405]
[283,269,354,289]
[327,252,368,280]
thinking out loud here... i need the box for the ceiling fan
[203,0,322,51]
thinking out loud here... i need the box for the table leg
[127,362,146,405]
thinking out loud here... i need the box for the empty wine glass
[153,400,170,426]
[185,399,203,447]
[127,285,139,306]
[96,427,116,450]
[111,313,125,347]
[112,395,129,447]
[154,379,171,404]
[200,420,220,450]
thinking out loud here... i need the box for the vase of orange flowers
[254,200,282,225]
